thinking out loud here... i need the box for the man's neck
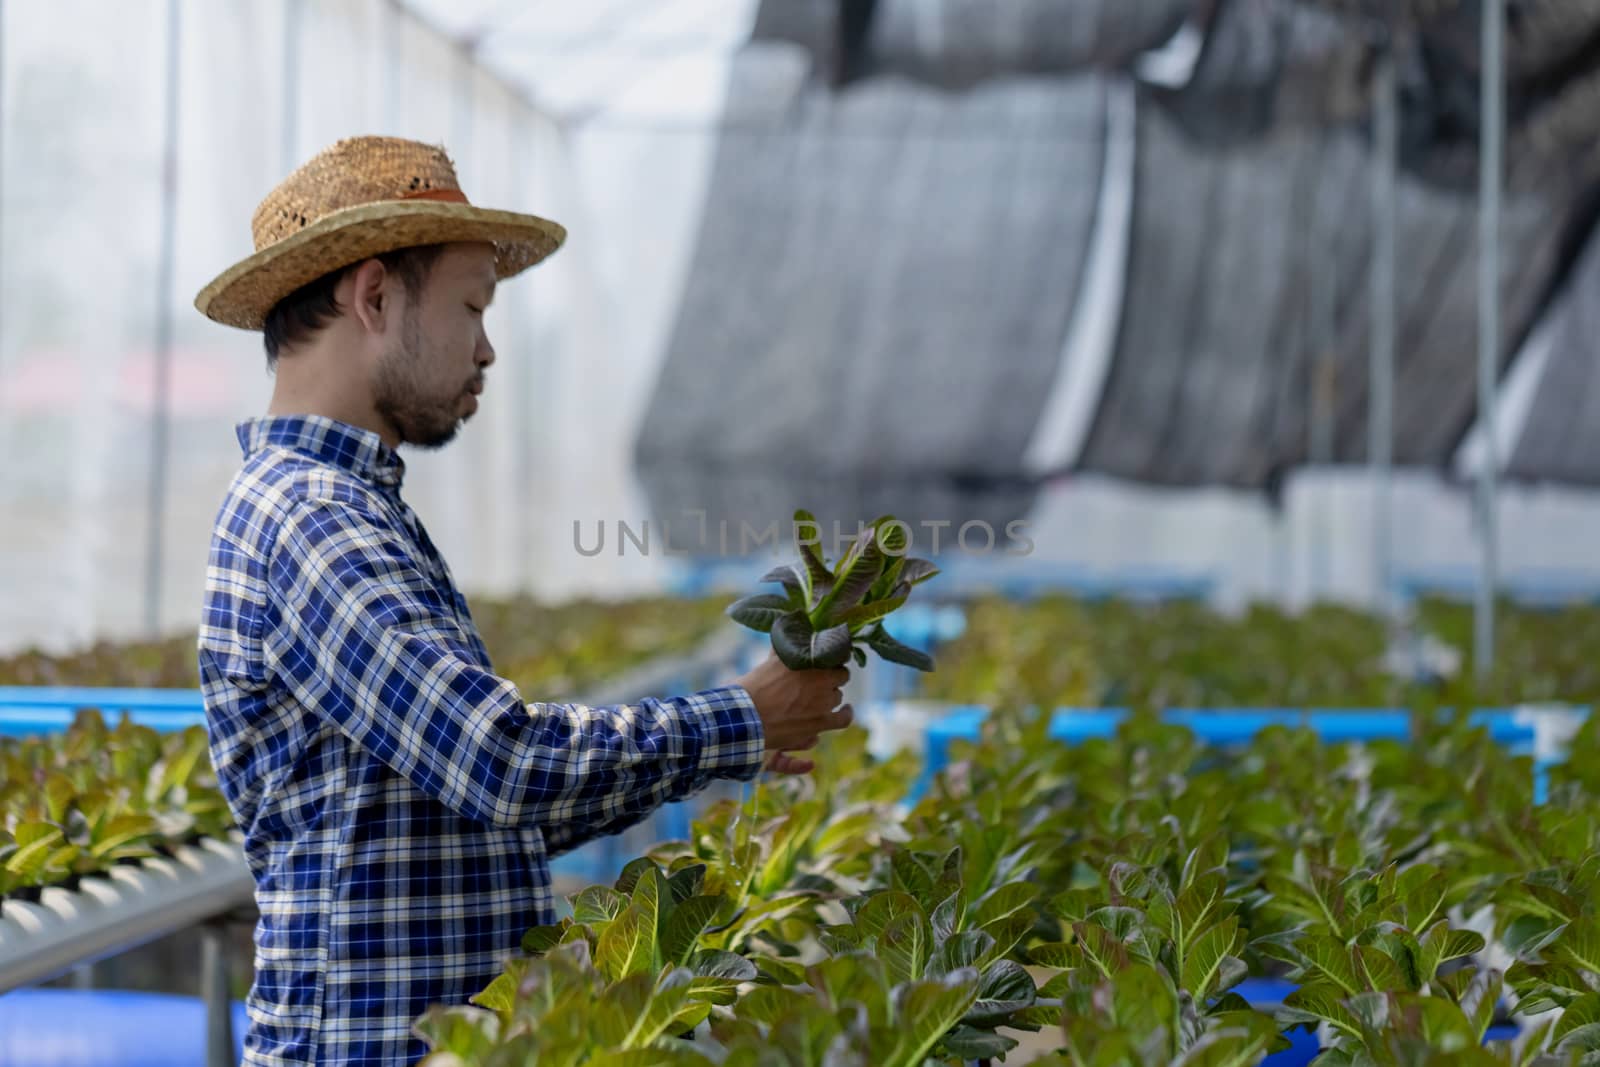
[266,388,399,450]
[268,339,401,449]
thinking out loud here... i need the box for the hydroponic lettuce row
[917,594,1600,712]
[10,592,1598,711]
[726,510,941,672]
[417,713,1600,1066]
[1411,596,1600,707]
[0,595,734,695]
[0,711,230,905]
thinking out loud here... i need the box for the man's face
[372,242,498,449]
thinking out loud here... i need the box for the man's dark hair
[263,244,446,369]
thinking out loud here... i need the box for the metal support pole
[142,0,180,638]
[1310,356,1336,600]
[384,0,402,131]
[1274,509,1292,609]
[1476,0,1503,682]
[282,0,302,172]
[1309,159,1337,602]
[201,922,235,1067]
[511,117,538,594]
[1370,45,1397,614]
[454,44,475,153]
[0,0,7,388]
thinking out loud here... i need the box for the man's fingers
[824,703,854,731]
[766,751,816,775]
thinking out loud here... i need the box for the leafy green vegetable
[727,510,938,671]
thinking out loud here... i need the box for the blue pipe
[0,687,206,737]
[911,707,1544,804]
[0,989,247,1067]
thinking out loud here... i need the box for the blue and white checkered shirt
[197,414,765,1066]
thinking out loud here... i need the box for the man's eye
[467,305,484,314]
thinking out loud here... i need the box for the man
[193,136,853,1067]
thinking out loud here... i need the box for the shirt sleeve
[260,495,767,831]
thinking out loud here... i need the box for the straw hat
[194,136,566,330]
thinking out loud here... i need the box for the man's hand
[733,652,854,774]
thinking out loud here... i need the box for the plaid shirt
[197,414,766,1066]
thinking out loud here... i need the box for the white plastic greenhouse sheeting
[0,0,737,654]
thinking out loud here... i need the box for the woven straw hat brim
[194,199,566,330]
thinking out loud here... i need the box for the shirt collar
[237,414,405,488]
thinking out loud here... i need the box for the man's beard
[373,308,469,450]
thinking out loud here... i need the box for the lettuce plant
[506,862,763,999]
[726,510,939,671]
[414,939,720,1066]
[643,731,919,956]
[817,878,1041,1061]
[1024,963,1284,1067]
[712,954,986,1067]
[0,711,231,904]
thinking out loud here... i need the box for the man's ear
[346,258,390,335]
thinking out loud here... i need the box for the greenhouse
[4,2,1600,1066]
